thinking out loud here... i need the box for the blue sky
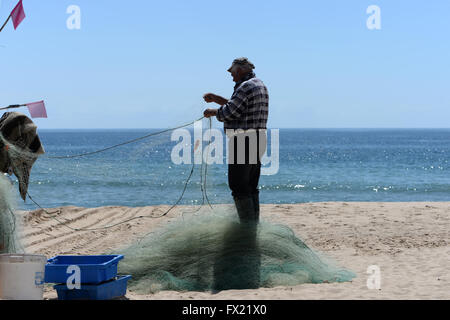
[0,0,449,129]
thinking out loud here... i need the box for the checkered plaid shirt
[216,73,269,130]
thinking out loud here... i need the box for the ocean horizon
[16,128,450,211]
[37,128,450,130]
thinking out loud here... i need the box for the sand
[15,202,450,300]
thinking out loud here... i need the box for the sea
[17,127,450,210]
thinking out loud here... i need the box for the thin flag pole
[1,101,47,118]
[0,14,11,33]
[0,104,26,111]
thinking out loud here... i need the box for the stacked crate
[44,255,131,300]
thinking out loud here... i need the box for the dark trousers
[228,163,261,199]
[227,130,265,199]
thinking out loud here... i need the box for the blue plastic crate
[45,255,124,284]
[54,275,131,300]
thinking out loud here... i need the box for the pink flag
[11,0,26,30]
[26,101,47,118]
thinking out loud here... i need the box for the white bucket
[0,254,47,300]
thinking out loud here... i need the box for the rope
[203,117,213,209]
[0,104,25,111]
[27,156,196,232]
[46,116,205,159]
[25,117,214,233]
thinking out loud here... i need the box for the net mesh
[0,112,43,254]
[0,115,356,291]
[117,206,355,293]
[0,173,23,254]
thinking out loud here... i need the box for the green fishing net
[118,206,356,293]
[0,174,22,254]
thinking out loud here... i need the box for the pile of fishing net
[0,112,44,254]
[0,174,22,254]
[118,206,355,293]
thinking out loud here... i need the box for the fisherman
[203,57,269,223]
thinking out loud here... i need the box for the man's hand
[203,93,229,106]
[203,108,218,118]
[203,93,217,103]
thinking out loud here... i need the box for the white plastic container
[0,254,47,300]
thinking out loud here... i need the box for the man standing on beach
[203,57,269,223]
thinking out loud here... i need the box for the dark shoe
[233,196,256,223]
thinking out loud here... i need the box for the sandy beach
[17,202,449,300]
